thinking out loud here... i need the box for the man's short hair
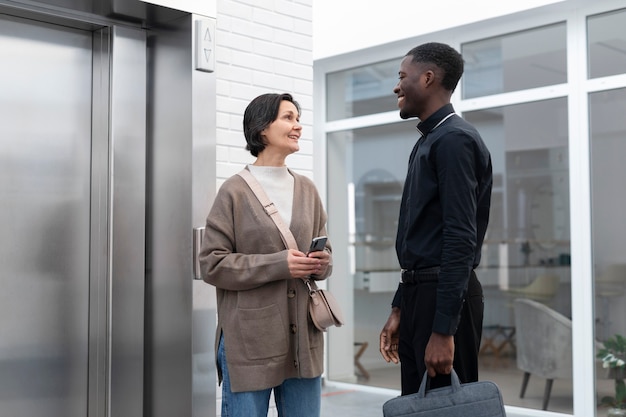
[405,42,464,92]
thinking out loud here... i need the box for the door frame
[90,25,147,417]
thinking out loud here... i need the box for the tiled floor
[215,353,616,416]
[321,383,397,417]
[320,353,617,416]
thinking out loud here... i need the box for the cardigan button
[290,324,297,334]
[293,360,299,368]
[287,289,296,298]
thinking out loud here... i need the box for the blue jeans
[218,334,321,417]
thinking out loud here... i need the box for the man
[379,42,493,395]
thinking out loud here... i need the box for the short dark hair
[405,42,464,92]
[243,93,301,157]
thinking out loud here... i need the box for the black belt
[401,267,440,284]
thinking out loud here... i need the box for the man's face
[393,56,426,120]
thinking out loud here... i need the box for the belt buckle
[400,269,413,284]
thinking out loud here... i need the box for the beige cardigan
[199,169,333,392]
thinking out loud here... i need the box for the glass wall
[464,99,572,412]
[327,122,413,388]
[587,8,626,79]
[326,60,398,121]
[590,87,626,411]
[461,26,573,411]
[319,3,626,416]
[462,23,567,99]
[588,9,626,413]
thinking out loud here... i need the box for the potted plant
[597,334,626,416]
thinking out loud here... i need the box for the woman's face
[261,100,302,156]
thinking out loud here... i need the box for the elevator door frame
[0,6,147,416]
[90,25,147,417]
[0,2,220,416]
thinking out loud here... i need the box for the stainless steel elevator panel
[0,3,217,416]
[0,14,92,417]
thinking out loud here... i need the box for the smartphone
[308,236,327,254]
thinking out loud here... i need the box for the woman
[199,93,332,417]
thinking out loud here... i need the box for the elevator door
[0,14,92,417]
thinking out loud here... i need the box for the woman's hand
[287,248,329,278]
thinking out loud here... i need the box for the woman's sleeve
[198,184,291,291]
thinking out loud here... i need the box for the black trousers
[399,271,484,395]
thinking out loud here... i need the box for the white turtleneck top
[247,164,294,227]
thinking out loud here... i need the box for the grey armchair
[506,273,560,304]
[513,298,572,411]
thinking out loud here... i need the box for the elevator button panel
[195,18,215,72]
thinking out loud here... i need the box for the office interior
[314,1,626,416]
[3,0,626,416]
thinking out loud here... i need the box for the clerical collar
[415,103,456,138]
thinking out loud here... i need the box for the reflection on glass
[465,98,572,412]
[327,99,575,413]
[588,9,626,79]
[590,88,626,411]
[327,121,415,388]
[326,59,399,121]
[461,23,567,99]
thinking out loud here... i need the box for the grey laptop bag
[383,369,506,417]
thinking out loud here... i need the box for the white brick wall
[214,1,314,415]
[215,0,314,188]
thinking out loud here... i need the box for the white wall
[138,0,314,182]
[215,0,315,185]
[312,0,565,59]
[210,4,315,414]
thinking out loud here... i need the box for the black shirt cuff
[391,283,403,308]
[432,310,460,335]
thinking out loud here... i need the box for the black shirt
[392,103,493,335]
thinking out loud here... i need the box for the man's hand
[379,307,401,364]
[424,332,454,377]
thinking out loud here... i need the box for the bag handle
[417,368,462,398]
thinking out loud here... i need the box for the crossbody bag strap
[237,168,299,251]
[238,168,318,291]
